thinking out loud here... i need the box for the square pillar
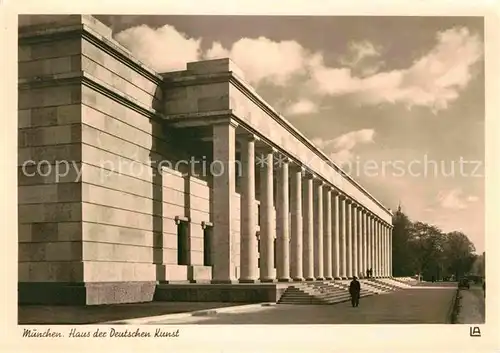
[211,120,238,283]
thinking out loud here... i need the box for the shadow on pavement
[18,302,241,324]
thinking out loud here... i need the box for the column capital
[238,130,260,142]
[330,188,340,196]
[303,169,316,180]
[322,184,332,193]
[313,178,324,187]
[255,144,277,155]
[290,163,305,174]
[272,151,292,165]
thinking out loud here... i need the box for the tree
[442,231,476,279]
[391,207,415,276]
[408,222,446,280]
[390,204,479,281]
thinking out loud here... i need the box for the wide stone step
[277,281,378,305]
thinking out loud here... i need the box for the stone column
[381,224,386,277]
[377,221,382,277]
[313,179,324,280]
[339,196,347,279]
[385,225,390,277]
[357,207,363,278]
[211,120,238,283]
[332,191,340,279]
[323,186,333,280]
[368,215,374,276]
[276,154,290,282]
[290,165,304,281]
[239,134,258,283]
[259,148,275,282]
[351,204,358,278]
[302,173,315,281]
[373,218,378,277]
[375,218,379,277]
[382,223,386,277]
[386,225,390,277]
[389,226,393,277]
[362,211,367,277]
[345,199,353,278]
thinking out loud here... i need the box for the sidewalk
[148,287,457,324]
[18,302,242,324]
[456,286,485,324]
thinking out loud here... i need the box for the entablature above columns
[163,62,392,223]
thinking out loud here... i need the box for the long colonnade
[211,121,394,284]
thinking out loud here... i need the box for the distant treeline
[392,208,484,281]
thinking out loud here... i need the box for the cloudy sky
[95,15,485,253]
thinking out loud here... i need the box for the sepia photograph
[15,13,488,328]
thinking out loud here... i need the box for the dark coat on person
[349,278,361,297]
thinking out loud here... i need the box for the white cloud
[116,24,482,112]
[205,41,230,59]
[216,37,310,86]
[115,24,202,72]
[309,27,483,112]
[339,40,382,73]
[437,188,468,210]
[312,129,375,165]
[285,99,319,115]
[467,195,479,202]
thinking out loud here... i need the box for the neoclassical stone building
[18,15,393,305]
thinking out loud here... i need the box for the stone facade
[18,15,394,305]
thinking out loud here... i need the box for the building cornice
[228,74,392,218]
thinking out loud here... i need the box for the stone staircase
[277,277,416,305]
[390,277,419,286]
[278,282,352,305]
[333,280,380,296]
[378,278,415,289]
[278,280,377,305]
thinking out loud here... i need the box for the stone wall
[18,15,216,304]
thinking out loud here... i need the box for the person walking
[349,276,361,307]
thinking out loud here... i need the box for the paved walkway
[456,285,485,324]
[148,287,457,325]
[18,302,240,324]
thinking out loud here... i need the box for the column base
[277,278,292,282]
[238,279,260,284]
[305,277,315,281]
[292,277,305,282]
[341,277,348,280]
[260,278,276,283]
[334,277,342,280]
[211,279,239,284]
[324,276,333,280]
[315,277,325,281]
